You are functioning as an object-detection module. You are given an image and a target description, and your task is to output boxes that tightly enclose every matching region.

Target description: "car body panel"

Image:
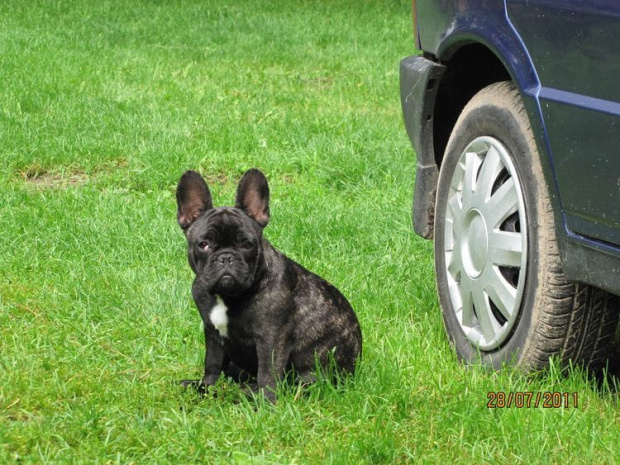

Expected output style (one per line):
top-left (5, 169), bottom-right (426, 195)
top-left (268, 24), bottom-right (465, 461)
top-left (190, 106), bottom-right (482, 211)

top-left (507, 1), bottom-right (620, 246)
top-left (417, 0), bottom-right (539, 92)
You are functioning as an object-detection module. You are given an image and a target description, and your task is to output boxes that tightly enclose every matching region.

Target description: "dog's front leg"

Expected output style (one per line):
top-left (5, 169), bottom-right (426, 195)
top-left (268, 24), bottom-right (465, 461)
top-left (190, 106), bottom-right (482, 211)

top-left (255, 338), bottom-right (291, 403)
top-left (181, 326), bottom-right (225, 395)
top-left (202, 327), bottom-right (226, 387)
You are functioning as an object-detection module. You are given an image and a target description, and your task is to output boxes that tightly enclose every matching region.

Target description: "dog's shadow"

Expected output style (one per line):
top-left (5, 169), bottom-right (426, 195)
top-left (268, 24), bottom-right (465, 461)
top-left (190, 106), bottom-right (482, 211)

top-left (179, 363), bottom-right (260, 403)
top-left (178, 362), bottom-right (352, 405)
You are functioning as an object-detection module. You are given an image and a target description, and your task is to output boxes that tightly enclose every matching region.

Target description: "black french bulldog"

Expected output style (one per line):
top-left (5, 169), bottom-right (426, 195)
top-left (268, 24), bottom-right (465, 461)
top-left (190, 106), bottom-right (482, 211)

top-left (176, 169), bottom-right (362, 402)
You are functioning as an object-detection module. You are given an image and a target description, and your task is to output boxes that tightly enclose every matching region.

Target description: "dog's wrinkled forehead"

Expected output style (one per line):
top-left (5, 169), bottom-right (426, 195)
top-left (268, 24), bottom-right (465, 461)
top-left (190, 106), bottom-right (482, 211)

top-left (189, 207), bottom-right (258, 239)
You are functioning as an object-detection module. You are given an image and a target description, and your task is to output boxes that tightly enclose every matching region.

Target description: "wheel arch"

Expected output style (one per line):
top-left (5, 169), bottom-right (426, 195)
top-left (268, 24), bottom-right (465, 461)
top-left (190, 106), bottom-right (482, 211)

top-left (432, 43), bottom-right (512, 168)
top-left (415, 36), bottom-right (552, 240)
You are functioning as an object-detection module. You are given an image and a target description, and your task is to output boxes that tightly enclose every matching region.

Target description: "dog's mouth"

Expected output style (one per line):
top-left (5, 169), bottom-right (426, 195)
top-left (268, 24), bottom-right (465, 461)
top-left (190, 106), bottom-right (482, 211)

top-left (219, 274), bottom-right (235, 287)
top-left (214, 273), bottom-right (241, 295)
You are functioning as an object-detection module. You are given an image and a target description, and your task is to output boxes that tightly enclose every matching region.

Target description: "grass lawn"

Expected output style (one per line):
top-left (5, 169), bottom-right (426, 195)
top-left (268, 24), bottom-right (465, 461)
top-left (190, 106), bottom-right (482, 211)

top-left (1, 0), bottom-right (618, 462)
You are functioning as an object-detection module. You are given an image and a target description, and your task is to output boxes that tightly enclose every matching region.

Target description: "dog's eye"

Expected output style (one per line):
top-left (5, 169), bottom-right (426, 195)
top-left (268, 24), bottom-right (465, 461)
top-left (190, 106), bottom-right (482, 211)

top-left (239, 238), bottom-right (253, 249)
top-left (197, 241), bottom-right (209, 251)
top-left (235, 233), bottom-right (253, 249)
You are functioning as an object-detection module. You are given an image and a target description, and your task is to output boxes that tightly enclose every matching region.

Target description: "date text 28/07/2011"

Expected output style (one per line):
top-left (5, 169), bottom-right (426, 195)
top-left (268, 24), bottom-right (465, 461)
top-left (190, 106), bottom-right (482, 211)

top-left (487, 392), bottom-right (578, 409)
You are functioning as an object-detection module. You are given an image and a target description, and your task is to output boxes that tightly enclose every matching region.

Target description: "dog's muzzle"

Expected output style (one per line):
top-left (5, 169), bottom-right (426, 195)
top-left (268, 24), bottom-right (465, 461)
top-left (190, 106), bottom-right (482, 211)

top-left (210, 251), bottom-right (250, 295)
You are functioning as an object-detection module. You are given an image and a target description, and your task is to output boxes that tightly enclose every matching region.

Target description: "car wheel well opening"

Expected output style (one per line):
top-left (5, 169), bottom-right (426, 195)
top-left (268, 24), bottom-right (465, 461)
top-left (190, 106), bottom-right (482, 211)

top-left (433, 45), bottom-right (511, 168)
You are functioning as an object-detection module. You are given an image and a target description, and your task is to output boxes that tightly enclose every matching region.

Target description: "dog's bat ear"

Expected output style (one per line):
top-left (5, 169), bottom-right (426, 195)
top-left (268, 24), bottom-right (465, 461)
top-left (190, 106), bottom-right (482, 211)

top-left (235, 169), bottom-right (270, 228)
top-left (176, 170), bottom-right (213, 232)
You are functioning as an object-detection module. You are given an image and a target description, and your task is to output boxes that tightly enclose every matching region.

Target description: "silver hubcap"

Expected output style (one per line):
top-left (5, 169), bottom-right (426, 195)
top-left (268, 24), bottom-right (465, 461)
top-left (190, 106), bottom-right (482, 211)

top-left (443, 136), bottom-right (528, 350)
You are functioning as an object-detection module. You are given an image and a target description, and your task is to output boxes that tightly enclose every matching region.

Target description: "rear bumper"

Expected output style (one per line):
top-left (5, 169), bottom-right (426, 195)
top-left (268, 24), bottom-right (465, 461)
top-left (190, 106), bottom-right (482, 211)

top-left (400, 55), bottom-right (446, 239)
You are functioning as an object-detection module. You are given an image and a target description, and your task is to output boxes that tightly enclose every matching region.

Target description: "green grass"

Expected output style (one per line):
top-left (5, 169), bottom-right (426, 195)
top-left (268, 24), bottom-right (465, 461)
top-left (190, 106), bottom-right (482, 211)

top-left (1, 0), bottom-right (618, 463)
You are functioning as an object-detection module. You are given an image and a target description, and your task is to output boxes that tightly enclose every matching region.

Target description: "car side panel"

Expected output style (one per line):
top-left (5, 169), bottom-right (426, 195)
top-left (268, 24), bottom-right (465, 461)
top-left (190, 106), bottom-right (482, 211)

top-left (507, 1), bottom-right (620, 245)
top-left (416, 0), bottom-right (538, 92)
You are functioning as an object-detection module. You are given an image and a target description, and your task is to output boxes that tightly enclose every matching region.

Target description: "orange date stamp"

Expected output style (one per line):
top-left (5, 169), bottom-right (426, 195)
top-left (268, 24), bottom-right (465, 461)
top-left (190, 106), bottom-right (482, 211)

top-left (487, 391), bottom-right (579, 409)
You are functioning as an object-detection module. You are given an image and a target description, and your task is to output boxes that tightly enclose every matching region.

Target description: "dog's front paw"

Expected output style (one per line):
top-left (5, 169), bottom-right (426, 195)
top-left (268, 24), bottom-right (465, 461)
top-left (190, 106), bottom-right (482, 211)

top-left (262, 387), bottom-right (277, 404)
top-left (179, 379), bottom-right (209, 396)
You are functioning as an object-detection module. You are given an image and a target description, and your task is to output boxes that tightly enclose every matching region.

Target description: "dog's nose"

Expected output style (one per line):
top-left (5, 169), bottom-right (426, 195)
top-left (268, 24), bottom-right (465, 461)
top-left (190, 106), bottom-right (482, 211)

top-left (217, 253), bottom-right (235, 267)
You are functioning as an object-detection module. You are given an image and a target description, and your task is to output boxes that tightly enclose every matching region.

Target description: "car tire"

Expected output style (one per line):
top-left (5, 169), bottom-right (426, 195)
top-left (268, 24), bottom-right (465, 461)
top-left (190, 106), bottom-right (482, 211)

top-left (434, 81), bottom-right (619, 372)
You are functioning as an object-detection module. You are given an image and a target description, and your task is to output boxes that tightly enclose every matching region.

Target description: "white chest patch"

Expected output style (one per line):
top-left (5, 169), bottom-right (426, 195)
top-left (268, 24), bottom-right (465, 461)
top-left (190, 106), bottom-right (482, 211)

top-left (209, 295), bottom-right (229, 338)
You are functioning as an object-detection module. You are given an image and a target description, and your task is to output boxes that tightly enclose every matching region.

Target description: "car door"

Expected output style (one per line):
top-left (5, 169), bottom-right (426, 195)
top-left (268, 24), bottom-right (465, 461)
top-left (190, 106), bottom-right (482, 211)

top-left (507, 0), bottom-right (620, 246)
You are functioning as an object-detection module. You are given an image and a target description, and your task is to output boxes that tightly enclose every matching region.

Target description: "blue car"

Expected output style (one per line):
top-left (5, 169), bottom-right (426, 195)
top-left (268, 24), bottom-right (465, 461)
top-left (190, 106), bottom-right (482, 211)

top-left (400, 1), bottom-right (620, 372)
